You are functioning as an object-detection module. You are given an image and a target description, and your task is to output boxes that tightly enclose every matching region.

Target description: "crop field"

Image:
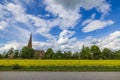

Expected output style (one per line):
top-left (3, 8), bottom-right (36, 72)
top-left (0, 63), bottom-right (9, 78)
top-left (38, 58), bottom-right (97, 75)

top-left (0, 60), bottom-right (120, 71)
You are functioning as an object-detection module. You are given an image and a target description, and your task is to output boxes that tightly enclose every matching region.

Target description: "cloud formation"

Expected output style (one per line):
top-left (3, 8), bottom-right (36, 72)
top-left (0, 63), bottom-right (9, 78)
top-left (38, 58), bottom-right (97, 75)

top-left (82, 20), bottom-right (114, 32)
top-left (0, 0), bottom-right (118, 53)
top-left (51, 0), bottom-right (110, 14)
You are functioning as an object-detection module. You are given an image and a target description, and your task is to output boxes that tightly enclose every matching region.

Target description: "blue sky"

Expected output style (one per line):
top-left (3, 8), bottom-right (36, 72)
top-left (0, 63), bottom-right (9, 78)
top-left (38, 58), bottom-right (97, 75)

top-left (0, 0), bottom-right (120, 52)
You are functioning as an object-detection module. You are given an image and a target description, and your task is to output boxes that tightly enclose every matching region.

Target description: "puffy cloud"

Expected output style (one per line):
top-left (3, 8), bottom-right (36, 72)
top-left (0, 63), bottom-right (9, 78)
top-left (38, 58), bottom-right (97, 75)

top-left (44, 0), bottom-right (81, 30)
top-left (44, 0), bottom-right (112, 32)
top-left (97, 2), bottom-right (111, 15)
top-left (58, 30), bottom-right (75, 45)
top-left (6, 3), bottom-right (30, 24)
top-left (57, 30), bottom-right (78, 51)
top-left (0, 0), bottom-right (116, 53)
top-left (0, 0), bottom-right (112, 37)
top-left (28, 15), bottom-right (58, 39)
top-left (82, 20), bottom-right (114, 32)
top-left (0, 2), bottom-right (55, 39)
top-left (0, 21), bottom-right (8, 30)
top-left (0, 41), bottom-right (25, 52)
top-left (97, 31), bottom-right (120, 50)
top-left (58, 37), bottom-right (69, 45)
top-left (82, 13), bottom-right (96, 26)
top-left (71, 31), bottom-right (120, 52)
top-left (49, 0), bottom-right (110, 14)
top-left (59, 30), bottom-right (75, 38)
top-left (1, 30), bottom-right (120, 53)
top-left (33, 41), bottom-right (54, 50)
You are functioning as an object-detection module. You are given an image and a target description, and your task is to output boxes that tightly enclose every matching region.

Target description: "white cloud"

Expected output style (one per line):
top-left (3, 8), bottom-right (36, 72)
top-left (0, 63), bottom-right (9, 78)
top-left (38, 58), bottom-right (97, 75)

top-left (28, 15), bottom-right (57, 38)
top-left (6, 3), bottom-right (29, 24)
top-left (57, 30), bottom-right (78, 51)
top-left (44, 0), bottom-right (81, 30)
top-left (0, 0), bottom-right (112, 38)
top-left (0, 0), bottom-right (116, 53)
top-left (82, 20), bottom-right (114, 32)
top-left (58, 30), bottom-right (75, 45)
top-left (50, 0), bottom-right (110, 14)
top-left (0, 41), bottom-right (25, 52)
top-left (0, 21), bottom-right (8, 30)
top-left (44, 0), bottom-right (111, 32)
top-left (0, 2), bottom-right (55, 39)
top-left (98, 31), bottom-right (120, 50)
top-left (57, 31), bottom-right (120, 52)
top-left (58, 37), bottom-right (69, 45)
top-left (59, 30), bottom-right (75, 38)
top-left (97, 2), bottom-right (111, 15)
top-left (82, 13), bottom-right (96, 26)
top-left (33, 41), bottom-right (54, 50)
top-left (75, 31), bottom-right (120, 51)
top-left (1, 30), bottom-right (120, 53)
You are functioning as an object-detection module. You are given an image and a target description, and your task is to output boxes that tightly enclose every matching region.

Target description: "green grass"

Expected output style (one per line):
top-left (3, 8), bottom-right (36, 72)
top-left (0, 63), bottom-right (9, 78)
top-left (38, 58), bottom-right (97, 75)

top-left (0, 66), bottom-right (120, 71)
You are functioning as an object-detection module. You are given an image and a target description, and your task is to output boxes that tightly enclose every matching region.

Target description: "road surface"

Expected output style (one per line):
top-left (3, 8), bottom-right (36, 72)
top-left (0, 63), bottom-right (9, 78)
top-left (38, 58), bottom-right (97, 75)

top-left (0, 72), bottom-right (120, 80)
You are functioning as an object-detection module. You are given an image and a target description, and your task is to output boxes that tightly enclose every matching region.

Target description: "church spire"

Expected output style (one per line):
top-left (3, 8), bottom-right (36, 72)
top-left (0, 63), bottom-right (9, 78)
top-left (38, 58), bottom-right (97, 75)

top-left (27, 33), bottom-right (32, 48)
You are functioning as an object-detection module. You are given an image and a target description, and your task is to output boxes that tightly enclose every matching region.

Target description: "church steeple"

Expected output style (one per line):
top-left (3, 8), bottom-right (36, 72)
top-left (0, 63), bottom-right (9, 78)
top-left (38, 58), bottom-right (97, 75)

top-left (27, 33), bottom-right (32, 48)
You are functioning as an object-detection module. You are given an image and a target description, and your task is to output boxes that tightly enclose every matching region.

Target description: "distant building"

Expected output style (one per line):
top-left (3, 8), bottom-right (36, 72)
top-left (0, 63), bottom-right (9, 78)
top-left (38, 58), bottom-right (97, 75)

top-left (27, 33), bottom-right (32, 49)
top-left (8, 48), bottom-right (15, 59)
top-left (8, 53), bottom-right (14, 59)
top-left (27, 33), bottom-right (44, 59)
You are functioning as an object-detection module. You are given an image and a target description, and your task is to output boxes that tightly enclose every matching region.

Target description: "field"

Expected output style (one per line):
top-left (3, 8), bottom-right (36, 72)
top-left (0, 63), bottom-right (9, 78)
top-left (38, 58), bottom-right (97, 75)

top-left (0, 60), bottom-right (120, 71)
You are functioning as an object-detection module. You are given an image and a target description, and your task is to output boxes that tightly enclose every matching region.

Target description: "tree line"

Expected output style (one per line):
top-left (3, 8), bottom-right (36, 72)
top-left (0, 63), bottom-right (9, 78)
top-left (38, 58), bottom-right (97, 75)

top-left (0, 45), bottom-right (120, 59)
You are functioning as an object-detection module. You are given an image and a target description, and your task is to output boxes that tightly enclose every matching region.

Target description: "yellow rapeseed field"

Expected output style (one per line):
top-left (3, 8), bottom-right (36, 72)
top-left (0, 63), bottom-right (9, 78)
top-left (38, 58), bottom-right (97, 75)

top-left (0, 60), bottom-right (120, 68)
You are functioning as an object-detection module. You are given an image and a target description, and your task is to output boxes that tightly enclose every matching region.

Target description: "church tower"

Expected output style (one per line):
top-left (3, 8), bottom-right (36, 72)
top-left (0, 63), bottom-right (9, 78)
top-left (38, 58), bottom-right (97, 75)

top-left (27, 33), bottom-right (44, 59)
top-left (27, 33), bottom-right (32, 48)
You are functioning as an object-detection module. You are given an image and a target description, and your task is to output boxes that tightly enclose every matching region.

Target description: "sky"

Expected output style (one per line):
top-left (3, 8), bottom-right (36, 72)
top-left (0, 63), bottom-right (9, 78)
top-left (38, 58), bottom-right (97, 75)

top-left (0, 0), bottom-right (120, 52)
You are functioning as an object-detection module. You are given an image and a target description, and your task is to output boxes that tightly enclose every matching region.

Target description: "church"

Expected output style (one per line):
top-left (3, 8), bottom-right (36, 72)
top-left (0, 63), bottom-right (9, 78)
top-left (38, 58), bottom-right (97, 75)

top-left (27, 34), bottom-right (44, 59)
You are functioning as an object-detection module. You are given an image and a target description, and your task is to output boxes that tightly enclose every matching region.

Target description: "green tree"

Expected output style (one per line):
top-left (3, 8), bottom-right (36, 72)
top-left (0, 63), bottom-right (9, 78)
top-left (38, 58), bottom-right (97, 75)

top-left (0, 53), bottom-right (3, 59)
top-left (14, 50), bottom-right (19, 58)
top-left (2, 51), bottom-right (7, 58)
top-left (20, 46), bottom-right (34, 59)
top-left (54, 50), bottom-right (63, 59)
top-left (64, 51), bottom-right (72, 59)
top-left (80, 46), bottom-right (91, 59)
top-left (7, 48), bottom-right (14, 55)
top-left (45, 48), bottom-right (54, 59)
top-left (72, 52), bottom-right (80, 59)
top-left (102, 48), bottom-right (113, 59)
top-left (4, 51), bottom-right (9, 58)
top-left (113, 50), bottom-right (120, 59)
top-left (91, 45), bottom-right (101, 59)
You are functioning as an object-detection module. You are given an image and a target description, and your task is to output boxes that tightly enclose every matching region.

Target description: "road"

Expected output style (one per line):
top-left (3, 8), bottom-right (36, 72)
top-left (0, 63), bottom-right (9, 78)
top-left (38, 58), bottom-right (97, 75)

top-left (0, 72), bottom-right (120, 80)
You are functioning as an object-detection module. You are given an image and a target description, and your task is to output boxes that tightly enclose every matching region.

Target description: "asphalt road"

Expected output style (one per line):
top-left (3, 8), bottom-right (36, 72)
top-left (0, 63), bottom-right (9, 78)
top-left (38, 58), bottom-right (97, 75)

top-left (0, 72), bottom-right (120, 80)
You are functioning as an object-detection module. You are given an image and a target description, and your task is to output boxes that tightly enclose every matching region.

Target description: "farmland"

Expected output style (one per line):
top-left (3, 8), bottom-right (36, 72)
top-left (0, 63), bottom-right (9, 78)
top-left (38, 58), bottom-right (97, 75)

top-left (0, 60), bottom-right (120, 71)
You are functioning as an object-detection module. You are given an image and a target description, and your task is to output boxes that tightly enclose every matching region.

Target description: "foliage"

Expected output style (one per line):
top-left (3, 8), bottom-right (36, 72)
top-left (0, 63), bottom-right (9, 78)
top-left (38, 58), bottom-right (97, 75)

top-left (113, 50), bottom-right (120, 59)
top-left (1, 45), bottom-right (120, 59)
top-left (64, 51), bottom-right (72, 59)
top-left (102, 48), bottom-right (113, 59)
top-left (0, 54), bottom-right (3, 59)
top-left (54, 50), bottom-right (63, 59)
top-left (80, 46), bottom-right (91, 59)
top-left (91, 45), bottom-right (101, 59)
top-left (72, 52), bottom-right (80, 59)
top-left (7, 48), bottom-right (14, 55)
top-left (14, 50), bottom-right (19, 58)
top-left (45, 48), bottom-right (54, 59)
top-left (20, 46), bottom-right (34, 59)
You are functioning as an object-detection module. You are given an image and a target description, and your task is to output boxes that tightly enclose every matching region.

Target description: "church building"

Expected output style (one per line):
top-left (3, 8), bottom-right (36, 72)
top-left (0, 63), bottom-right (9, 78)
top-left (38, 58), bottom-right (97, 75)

top-left (27, 34), bottom-right (44, 59)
